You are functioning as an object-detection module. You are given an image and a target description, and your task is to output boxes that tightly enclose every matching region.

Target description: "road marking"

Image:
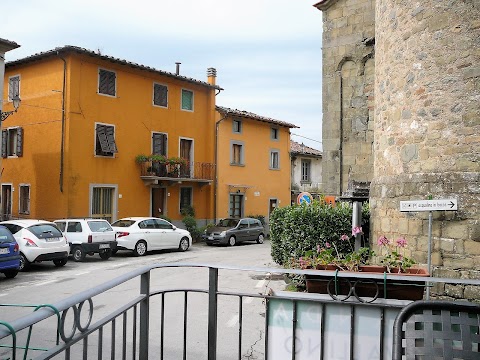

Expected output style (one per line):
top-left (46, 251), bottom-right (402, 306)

top-left (34, 280), bottom-right (57, 287)
top-left (75, 271), bottom-right (90, 276)
top-left (226, 314), bottom-right (239, 327)
top-left (255, 280), bottom-right (265, 288)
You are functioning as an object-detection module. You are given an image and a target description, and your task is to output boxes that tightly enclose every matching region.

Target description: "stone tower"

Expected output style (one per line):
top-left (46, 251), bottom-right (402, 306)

top-left (314, 0), bottom-right (376, 196)
top-left (371, 1), bottom-right (479, 277)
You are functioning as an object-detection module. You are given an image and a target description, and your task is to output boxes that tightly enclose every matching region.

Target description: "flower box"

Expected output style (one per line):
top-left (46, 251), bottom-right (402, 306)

top-left (305, 265), bottom-right (430, 301)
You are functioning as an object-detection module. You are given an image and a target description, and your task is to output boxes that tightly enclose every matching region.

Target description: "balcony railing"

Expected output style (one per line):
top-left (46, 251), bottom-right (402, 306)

top-left (0, 264), bottom-right (479, 359)
top-left (140, 161), bottom-right (215, 182)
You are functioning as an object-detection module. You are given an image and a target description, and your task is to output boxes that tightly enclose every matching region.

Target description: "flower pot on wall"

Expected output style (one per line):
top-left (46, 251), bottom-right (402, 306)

top-left (305, 266), bottom-right (430, 302)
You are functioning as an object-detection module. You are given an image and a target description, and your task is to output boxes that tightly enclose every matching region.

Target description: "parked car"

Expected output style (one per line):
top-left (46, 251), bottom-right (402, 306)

top-left (0, 220), bottom-right (70, 271)
top-left (0, 225), bottom-right (21, 279)
top-left (204, 218), bottom-right (265, 246)
top-left (54, 219), bottom-right (117, 261)
top-left (111, 217), bottom-right (192, 256)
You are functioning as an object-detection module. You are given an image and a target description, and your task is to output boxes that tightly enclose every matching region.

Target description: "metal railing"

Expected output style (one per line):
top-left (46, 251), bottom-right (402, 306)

top-left (139, 162), bottom-right (215, 180)
top-left (0, 264), bottom-right (479, 359)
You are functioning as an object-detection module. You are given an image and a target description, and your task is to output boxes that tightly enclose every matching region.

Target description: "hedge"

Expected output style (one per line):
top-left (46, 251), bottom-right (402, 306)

top-left (270, 201), bottom-right (370, 266)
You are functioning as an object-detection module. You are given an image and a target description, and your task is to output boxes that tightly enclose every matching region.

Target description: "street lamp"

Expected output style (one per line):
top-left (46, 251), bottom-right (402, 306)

top-left (1, 95), bottom-right (21, 122)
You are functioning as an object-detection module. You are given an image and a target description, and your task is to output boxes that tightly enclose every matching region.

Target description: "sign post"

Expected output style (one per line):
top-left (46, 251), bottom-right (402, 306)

top-left (399, 198), bottom-right (458, 299)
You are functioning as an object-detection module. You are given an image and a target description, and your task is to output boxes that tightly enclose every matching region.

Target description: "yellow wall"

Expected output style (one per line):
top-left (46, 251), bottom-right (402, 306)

top-left (2, 52), bottom-right (216, 222)
top-left (215, 113), bottom-right (292, 222)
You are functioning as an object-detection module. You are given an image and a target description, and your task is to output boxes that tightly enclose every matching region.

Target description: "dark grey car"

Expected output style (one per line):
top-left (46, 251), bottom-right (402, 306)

top-left (204, 218), bottom-right (265, 246)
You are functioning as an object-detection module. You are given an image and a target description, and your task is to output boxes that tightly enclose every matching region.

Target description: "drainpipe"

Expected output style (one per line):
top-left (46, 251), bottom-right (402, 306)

top-left (57, 52), bottom-right (66, 193)
top-left (214, 112), bottom-right (228, 223)
top-left (338, 72), bottom-right (343, 196)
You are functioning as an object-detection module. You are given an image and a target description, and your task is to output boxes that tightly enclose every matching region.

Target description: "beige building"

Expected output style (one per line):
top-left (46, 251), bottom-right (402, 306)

top-left (290, 140), bottom-right (322, 204)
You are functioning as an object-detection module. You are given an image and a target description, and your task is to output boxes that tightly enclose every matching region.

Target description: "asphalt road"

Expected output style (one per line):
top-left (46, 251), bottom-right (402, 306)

top-left (0, 239), bottom-right (286, 359)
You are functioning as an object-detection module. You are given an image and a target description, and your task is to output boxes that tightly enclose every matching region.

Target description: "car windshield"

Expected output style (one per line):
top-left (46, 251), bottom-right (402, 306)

top-left (111, 220), bottom-right (135, 228)
top-left (216, 219), bottom-right (239, 227)
top-left (28, 224), bottom-right (63, 239)
top-left (88, 221), bottom-right (113, 232)
top-left (0, 227), bottom-right (15, 244)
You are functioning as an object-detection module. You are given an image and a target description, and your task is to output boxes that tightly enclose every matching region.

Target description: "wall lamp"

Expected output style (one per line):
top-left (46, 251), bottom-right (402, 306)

top-left (1, 95), bottom-right (21, 122)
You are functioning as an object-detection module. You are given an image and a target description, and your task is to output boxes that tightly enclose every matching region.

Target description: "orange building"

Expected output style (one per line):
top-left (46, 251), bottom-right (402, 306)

top-left (215, 106), bottom-right (298, 225)
top-left (2, 46), bottom-right (220, 224)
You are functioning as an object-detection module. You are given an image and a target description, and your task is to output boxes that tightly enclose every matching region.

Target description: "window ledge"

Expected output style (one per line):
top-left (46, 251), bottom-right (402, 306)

top-left (269, 168), bottom-right (280, 171)
top-left (230, 163), bottom-right (245, 167)
top-left (300, 180), bottom-right (312, 184)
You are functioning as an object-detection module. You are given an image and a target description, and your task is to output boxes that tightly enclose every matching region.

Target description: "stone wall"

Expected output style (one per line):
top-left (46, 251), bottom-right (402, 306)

top-left (371, 0), bottom-right (480, 286)
top-left (319, 0), bottom-right (375, 196)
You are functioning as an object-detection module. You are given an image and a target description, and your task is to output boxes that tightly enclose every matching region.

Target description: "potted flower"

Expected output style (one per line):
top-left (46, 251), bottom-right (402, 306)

top-left (293, 228), bottom-right (429, 301)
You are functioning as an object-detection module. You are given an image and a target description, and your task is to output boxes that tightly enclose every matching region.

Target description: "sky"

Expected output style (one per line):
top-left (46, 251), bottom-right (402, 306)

top-left (2, 0), bottom-right (323, 150)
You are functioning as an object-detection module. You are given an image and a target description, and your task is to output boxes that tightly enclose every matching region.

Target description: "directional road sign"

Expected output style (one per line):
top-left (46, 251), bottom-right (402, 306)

top-left (400, 199), bottom-right (458, 212)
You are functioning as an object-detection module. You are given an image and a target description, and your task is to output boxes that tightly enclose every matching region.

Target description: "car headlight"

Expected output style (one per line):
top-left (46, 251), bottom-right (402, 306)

top-left (220, 231), bottom-right (226, 237)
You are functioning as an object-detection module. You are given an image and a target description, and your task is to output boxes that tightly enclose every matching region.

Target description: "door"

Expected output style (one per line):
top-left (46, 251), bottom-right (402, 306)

top-left (91, 186), bottom-right (115, 222)
top-left (229, 194), bottom-right (243, 218)
top-left (1, 185), bottom-right (12, 221)
top-left (154, 218), bottom-right (178, 248)
top-left (236, 218), bottom-right (250, 242)
top-left (152, 188), bottom-right (166, 218)
top-left (179, 138), bottom-right (192, 177)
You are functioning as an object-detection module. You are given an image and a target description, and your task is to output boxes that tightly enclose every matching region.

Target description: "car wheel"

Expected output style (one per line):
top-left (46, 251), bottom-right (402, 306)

top-left (228, 236), bottom-right (236, 246)
top-left (256, 233), bottom-right (265, 244)
top-left (134, 241), bottom-right (147, 256)
top-left (111, 249), bottom-right (118, 255)
top-left (72, 246), bottom-right (86, 262)
top-left (99, 250), bottom-right (112, 260)
top-left (3, 269), bottom-right (19, 279)
top-left (179, 237), bottom-right (189, 252)
top-left (19, 253), bottom-right (30, 271)
top-left (53, 258), bottom-right (68, 267)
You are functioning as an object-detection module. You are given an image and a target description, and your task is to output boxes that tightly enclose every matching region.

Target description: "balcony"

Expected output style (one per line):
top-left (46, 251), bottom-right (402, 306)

top-left (139, 161), bottom-right (215, 186)
top-left (0, 264), bottom-right (479, 359)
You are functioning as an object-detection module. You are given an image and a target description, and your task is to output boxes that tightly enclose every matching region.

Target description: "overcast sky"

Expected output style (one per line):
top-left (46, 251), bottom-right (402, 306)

top-left (2, 0), bottom-right (323, 150)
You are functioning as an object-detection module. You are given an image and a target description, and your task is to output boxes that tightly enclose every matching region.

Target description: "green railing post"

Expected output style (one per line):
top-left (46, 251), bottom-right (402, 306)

top-left (139, 271), bottom-right (150, 359)
top-left (208, 267), bottom-right (218, 360)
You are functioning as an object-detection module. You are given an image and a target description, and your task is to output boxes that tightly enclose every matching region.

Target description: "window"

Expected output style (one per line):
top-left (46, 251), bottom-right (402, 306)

top-left (231, 143), bottom-right (244, 165)
top-left (1, 127), bottom-right (23, 158)
top-left (270, 150), bottom-right (280, 169)
top-left (91, 186), bottom-right (114, 222)
top-left (229, 194), bottom-right (243, 218)
top-left (233, 119), bottom-right (242, 133)
top-left (98, 69), bottom-right (116, 96)
top-left (153, 83), bottom-right (168, 107)
top-left (19, 185), bottom-right (30, 214)
top-left (271, 128), bottom-right (279, 140)
top-left (155, 219), bottom-right (173, 230)
top-left (181, 89), bottom-right (194, 111)
top-left (152, 133), bottom-right (167, 156)
top-left (95, 124), bottom-right (118, 157)
top-left (67, 221), bottom-right (82, 233)
top-left (8, 75), bottom-right (20, 101)
top-left (180, 188), bottom-right (192, 213)
top-left (301, 159), bottom-right (311, 182)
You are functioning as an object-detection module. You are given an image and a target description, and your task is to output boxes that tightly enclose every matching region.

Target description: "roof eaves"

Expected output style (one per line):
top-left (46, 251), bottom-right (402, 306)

top-left (313, 0), bottom-right (339, 11)
top-left (6, 45), bottom-right (223, 91)
top-left (216, 105), bottom-right (299, 129)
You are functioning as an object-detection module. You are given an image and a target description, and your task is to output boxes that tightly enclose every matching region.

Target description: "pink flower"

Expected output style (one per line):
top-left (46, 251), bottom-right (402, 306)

top-left (377, 235), bottom-right (389, 246)
top-left (352, 226), bottom-right (363, 236)
top-left (396, 237), bottom-right (407, 247)
top-left (317, 245), bottom-right (321, 253)
top-left (340, 234), bottom-right (349, 241)
top-left (325, 242), bottom-right (331, 248)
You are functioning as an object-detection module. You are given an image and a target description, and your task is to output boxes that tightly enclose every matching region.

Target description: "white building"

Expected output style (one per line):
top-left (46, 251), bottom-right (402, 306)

top-left (290, 140), bottom-right (322, 203)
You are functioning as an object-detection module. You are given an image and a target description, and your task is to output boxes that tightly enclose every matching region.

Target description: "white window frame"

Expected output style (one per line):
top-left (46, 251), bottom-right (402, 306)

top-left (301, 159), bottom-right (311, 183)
top-left (230, 140), bottom-right (245, 166)
top-left (181, 88), bottom-right (194, 112)
top-left (18, 184), bottom-right (30, 215)
top-left (94, 122), bottom-right (118, 158)
top-left (271, 127), bottom-right (279, 141)
top-left (270, 149), bottom-right (280, 170)
top-left (8, 74), bottom-right (20, 102)
top-left (152, 82), bottom-right (168, 108)
top-left (232, 119), bottom-right (242, 134)
top-left (89, 184), bottom-right (118, 222)
top-left (97, 68), bottom-right (117, 97)
top-left (4, 126), bottom-right (21, 157)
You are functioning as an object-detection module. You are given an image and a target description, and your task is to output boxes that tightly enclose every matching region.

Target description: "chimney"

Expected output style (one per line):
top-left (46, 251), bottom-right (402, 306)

top-left (207, 67), bottom-right (217, 86)
top-left (175, 62), bottom-right (181, 75)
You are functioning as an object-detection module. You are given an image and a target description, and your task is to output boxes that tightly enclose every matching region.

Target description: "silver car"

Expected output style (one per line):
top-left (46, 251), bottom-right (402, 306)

top-left (204, 218), bottom-right (265, 246)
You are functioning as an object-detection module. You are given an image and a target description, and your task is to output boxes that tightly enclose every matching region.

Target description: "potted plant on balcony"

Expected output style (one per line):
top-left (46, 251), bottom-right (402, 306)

top-left (292, 229), bottom-right (429, 302)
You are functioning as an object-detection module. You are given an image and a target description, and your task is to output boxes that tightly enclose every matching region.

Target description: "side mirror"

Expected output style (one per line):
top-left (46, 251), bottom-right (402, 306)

top-left (172, 225), bottom-right (177, 230)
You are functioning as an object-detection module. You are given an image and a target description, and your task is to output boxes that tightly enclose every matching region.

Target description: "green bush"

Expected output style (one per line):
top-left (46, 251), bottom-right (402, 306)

top-left (180, 205), bottom-right (195, 217)
top-left (182, 215), bottom-right (200, 241)
top-left (270, 201), bottom-right (370, 266)
top-left (246, 214), bottom-right (266, 225)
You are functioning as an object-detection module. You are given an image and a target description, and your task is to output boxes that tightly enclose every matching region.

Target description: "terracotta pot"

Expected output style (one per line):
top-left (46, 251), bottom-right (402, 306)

top-left (305, 265), bottom-right (430, 301)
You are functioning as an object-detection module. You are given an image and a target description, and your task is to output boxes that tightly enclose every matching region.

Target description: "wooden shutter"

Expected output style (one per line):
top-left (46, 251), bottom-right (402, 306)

top-left (180, 139), bottom-right (192, 160)
top-left (105, 126), bottom-right (118, 153)
top-left (16, 128), bottom-right (23, 157)
top-left (152, 133), bottom-right (167, 155)
top-left (99, 70), bottom-right (116, 96)
top-left (96, 125), bottom-right (110, 153)
top-left (154, 84), bottom-right (168, 107)
top-left (1, 130), bottom-right (7, 158)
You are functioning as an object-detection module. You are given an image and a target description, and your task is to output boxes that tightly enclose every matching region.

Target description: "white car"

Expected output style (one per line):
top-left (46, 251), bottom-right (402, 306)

top-left (111, 217), bottom-right (192, 256)
top-left (0, 219), bottom-right (70, 271)
top-left (54, 219), bottom-right (117, 261)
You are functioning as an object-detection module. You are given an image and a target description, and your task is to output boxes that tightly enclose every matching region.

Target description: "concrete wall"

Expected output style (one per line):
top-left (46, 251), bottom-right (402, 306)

top-left (291, 155), bottom-right (323, 194)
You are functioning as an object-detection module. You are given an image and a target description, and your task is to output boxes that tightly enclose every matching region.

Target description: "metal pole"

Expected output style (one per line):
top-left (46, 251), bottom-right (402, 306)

top-left (139, 271), bottom-right (150, 359)
top-left (208, 267), bottom-right (218, 360)
top-left (352, 201), bottom-right (362, 250)
top-left (426, 211), bottom-right (433, 300)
